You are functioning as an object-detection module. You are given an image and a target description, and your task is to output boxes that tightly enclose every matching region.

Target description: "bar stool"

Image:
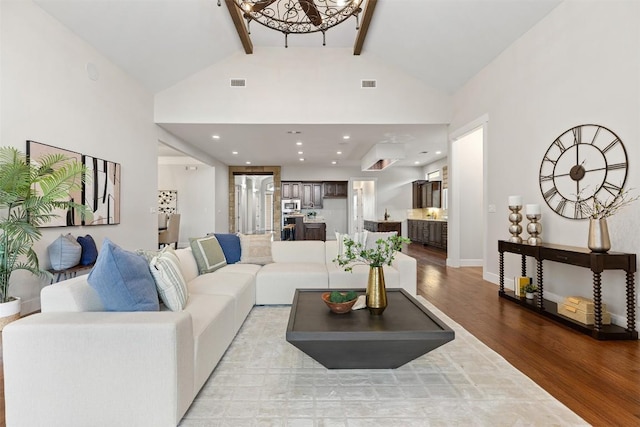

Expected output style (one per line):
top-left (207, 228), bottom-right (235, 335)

top-left (283, 224), bottom-right (296, 240)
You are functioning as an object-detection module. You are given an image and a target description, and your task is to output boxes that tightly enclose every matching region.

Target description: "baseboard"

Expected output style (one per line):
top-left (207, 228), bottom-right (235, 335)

top-left (459, 258), bottom-right (483, 267)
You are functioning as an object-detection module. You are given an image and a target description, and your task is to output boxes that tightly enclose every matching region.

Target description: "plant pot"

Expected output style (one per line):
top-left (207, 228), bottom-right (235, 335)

top-left (0, 297), bottom-right (21, 330)
top-left (588, 218), bottom-right (611, 253)
top-left (525, 292), bottom-right (535, 300)
top-left (366, 266), bottom-right (387, 315)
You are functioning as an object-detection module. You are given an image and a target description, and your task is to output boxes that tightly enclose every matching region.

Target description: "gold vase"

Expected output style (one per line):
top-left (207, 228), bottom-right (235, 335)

top-left (588, 218), bottom-right (611, 253)
top-left (366, 266), bottom-right (387, 315)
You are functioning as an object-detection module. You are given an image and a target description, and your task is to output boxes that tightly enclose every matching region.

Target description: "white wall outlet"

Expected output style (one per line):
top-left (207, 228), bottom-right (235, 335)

top-left (488, 204), bottom-right (497, 213)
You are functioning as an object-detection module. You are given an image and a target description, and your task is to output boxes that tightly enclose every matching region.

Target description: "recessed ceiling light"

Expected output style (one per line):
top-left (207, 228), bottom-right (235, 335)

top-left (298, 151), bottom-right (303, 155)
top-left (212, 135), bottom-right (220, 139)
top-left (232, 151), bottom-right (238, 155)
top-left (343, 135), bottom-right (350, 140)
top-left (296, 142), bottom-right (303, 146)
top-left (331, 161), bottom-right (337, 165)
top-left (299, 158), bottom-right (304, 162)
top-left (337, 151), bottom-right (342, 155)
top-left (245, 161), bottom-right (251, 165)
top-left (436, 151), bottom-right (442, 155)
top-left (414, 161), bottom-right (420, 165)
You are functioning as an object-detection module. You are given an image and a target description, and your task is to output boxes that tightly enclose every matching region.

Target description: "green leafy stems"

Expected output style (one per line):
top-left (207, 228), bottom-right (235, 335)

top-left (0, 147), bottom-right (89, 303)
top-left (333, 234), bottom-right (411, 272)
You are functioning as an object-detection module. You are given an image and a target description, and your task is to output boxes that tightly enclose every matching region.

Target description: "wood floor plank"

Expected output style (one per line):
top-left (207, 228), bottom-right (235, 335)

top-left (407, 243), bottom-right (640, 427)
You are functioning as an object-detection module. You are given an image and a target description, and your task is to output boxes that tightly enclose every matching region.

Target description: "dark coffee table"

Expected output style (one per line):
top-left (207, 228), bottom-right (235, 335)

top-left (286, 288), bottom-right (455, 369)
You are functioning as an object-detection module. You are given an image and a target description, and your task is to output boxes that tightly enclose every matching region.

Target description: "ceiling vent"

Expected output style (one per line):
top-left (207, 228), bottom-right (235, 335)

top-left (361, 79), bottom-right (377, 88)
top-left (361, 143), bottom-right (405, 171)
top-left (230, 79), bottom-right (246, 87)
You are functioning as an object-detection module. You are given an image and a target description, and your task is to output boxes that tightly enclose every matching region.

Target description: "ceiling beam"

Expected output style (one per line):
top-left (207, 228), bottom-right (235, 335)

top-left (225, 0), bottom-right (253, 54)
top-left (353, 0), bottom-right (378, 55)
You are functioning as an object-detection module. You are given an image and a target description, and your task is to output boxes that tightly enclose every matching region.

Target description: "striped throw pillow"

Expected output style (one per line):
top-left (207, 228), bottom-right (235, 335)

top-left (149, 246), bottom-right (189, 311)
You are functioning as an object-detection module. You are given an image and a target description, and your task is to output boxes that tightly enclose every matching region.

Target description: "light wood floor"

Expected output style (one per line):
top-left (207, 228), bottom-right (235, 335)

top-left (406, 243), bottom-right (640, 427)
top-left (0, 243), bottom-right (638, 426)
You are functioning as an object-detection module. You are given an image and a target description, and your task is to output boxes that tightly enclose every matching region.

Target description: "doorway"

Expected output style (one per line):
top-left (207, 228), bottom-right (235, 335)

top-left (228, 166), bottom-right (281, 237)
top-left (349, 178), bottom-right (376, 234)
top-left (449, 117), bottom-right (486, 268)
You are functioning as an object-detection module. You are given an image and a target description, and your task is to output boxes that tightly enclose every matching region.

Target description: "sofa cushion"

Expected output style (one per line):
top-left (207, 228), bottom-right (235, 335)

top-left (48, 234), bottom-right (82, 270)
top-left (238, 233), bottom-right (273, 265)
top-left (256, 262), bottom-right (328, 304)
top-left (150, 246), bottom-right (189, 311)
top-left (87, 238), bottom-right (159, 312)
top-left (327, 262), bottom-right (400, 289)
top-left (174, 248), bottom-right (199, 283)
top-left (214, 233), bottom-right (241, 264)
top-left (76, 234), bottom-right (98, 265)
top-left (190, 235), bottom-right (227, 274)
top-left (271, 241), bottom-right (326, 263)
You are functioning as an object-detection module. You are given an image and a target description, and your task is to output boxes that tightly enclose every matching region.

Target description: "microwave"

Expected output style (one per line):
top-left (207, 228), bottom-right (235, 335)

top-left (282, 199), bottom-right (301, 211)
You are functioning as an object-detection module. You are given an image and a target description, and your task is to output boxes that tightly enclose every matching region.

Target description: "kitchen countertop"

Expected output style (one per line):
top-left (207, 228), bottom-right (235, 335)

top-left (408, 218), bottom-right (448, 222)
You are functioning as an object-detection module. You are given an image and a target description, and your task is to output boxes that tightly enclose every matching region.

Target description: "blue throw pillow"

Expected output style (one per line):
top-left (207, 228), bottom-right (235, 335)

top-left (77, 234), bottom-right (98, 265)
top-left (88, 238), bottom-right (159, 312)
top-left (214, 233), bottom-right (241, 264)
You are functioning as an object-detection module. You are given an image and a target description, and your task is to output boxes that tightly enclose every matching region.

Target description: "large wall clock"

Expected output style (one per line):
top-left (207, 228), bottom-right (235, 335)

top-left (539, 124), bottom-right (628, 220)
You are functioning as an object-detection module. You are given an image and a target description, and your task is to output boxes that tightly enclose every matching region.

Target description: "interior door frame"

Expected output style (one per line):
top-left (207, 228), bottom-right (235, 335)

top-left (228, 166), bottom-right (281, 238)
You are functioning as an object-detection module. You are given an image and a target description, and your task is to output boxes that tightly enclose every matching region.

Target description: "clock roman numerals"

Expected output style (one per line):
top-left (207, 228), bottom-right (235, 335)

top-left (543, 186), bottom-right (558, 201)
top-left (601, 182), bottom-right (622, 197)
top-left (540, 174), bottom-right (554, 182)
top-left (553, 138), bottom-right (566, 152)
top-left (572, 127), bottom-right (581, 145)
top-left (607, 162), bottom-right (626, 170)
top-left (554, 199), bottom-right (567, 215)
top-left (602, 138), bottom-right (621, 153)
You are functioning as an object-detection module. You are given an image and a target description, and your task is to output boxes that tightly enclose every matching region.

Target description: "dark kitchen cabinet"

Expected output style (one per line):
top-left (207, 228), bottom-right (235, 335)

top-left (282, 182), bottom-right (301, 199)
top-left (323, 181), bottom-right (348, 198)
top-left (412, 180), bottom-right (441, 208)
top-left (303, 222), bottom-right (326, 241)
top-left (408, 219), bottom-right (447, 250)
top-left (301, 182), bottom-right (323, 209)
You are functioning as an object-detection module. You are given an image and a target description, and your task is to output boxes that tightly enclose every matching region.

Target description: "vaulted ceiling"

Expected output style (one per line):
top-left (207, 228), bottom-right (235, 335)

top-left (34, 0), bottom-right (562, 167)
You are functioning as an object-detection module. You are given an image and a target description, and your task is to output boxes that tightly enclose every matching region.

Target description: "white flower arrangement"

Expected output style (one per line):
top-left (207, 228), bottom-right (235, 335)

top-left (582, 188), bottom-right (638, 219)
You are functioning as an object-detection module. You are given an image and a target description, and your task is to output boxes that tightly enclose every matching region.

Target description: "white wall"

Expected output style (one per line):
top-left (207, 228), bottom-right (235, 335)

top-left (155, 48), bottom-right (452, 125)
top-left (451, 1), bottom-right (640, 326)
top-left (157, 164), bottom-right (216, 247)
top-left (1, 0), bottom-right (158, 313)
top-left (423, 158), bottom-right (447, 181)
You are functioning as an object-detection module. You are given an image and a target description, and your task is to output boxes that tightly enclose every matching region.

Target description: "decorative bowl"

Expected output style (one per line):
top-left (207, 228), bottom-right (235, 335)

top-left (321, 292), bottom-right (357, 314)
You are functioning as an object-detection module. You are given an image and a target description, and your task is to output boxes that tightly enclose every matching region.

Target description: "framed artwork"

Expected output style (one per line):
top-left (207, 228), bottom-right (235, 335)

top-left (83, 155), bottom-right (121, 225)
top-left (26, 140), bottom-right (83, 227)
top-left (158, 190), bottom-right (178, 214)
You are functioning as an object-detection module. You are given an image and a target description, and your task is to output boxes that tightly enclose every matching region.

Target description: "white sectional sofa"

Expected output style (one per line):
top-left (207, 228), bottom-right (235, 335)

top-left (2, 240), bottom-right (416, 427)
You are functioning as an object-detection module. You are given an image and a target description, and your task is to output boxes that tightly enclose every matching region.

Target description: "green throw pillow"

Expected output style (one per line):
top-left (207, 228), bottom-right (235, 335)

top-left (189, 235), bottom-right (227, 274)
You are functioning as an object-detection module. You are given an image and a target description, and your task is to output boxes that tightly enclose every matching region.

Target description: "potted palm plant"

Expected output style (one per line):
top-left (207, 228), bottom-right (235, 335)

top-left (0, 146), bottom-right (87, 328)
top-left (334, 234), bottom-right (410, 315)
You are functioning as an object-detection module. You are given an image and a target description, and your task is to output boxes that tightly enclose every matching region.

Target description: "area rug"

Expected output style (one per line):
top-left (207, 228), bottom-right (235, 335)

top-left (180, 296), bottom-right (587, 426)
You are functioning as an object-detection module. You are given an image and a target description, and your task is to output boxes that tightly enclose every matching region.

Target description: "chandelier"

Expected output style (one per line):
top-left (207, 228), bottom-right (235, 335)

top-left (220, 0), bottom-right (364, 47)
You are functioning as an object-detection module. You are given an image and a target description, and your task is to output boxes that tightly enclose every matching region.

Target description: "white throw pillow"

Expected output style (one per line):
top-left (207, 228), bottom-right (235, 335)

top-left (335, 231), bottom-right (368, 256)
top-left (365, 231), bottom-right (398, 251)
top-left (238, 233), bottom-right (273, 265)
top-left (149, 246), bottom-right (189, 311)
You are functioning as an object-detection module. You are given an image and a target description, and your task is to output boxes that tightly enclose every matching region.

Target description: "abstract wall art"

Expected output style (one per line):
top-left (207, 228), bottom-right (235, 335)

top-left (26, 140), bottom-right (84, 227)
top-left (83, 155), bottom-right (121, 225)
top-left (158, 190), bottom-right (178, 214)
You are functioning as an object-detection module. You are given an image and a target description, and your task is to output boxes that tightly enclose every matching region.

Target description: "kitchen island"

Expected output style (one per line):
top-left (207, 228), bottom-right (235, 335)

top-left (284, 214), bottom-right (326, 241)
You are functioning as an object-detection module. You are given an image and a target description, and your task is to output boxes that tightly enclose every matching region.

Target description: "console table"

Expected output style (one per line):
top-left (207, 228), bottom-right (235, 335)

top-left (498, 240), bottom-right (637, 340)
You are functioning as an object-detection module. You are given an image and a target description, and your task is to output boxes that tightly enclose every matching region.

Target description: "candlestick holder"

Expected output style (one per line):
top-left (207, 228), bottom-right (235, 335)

top-left (526, 213), bottom-right (542, 245)
top-left (508, 205), bottom-right (523, 243)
